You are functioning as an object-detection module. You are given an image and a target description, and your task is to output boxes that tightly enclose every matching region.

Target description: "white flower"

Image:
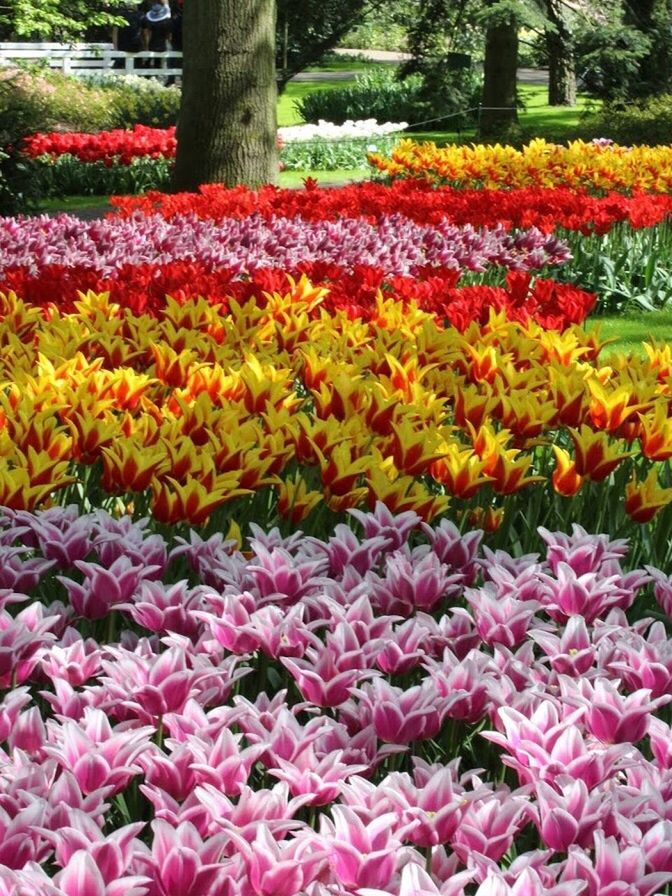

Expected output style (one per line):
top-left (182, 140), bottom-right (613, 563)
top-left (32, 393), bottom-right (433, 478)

top-left (278, 119), bottom-right (407, 143)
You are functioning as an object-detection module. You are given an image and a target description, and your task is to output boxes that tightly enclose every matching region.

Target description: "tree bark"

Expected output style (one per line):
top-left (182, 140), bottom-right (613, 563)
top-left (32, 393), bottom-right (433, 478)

top-left (479, 10), bottom-right (518, 139)
top-left (172, 0), bottom-right (278, 191)
top-left (546, 0), bottom-right (576, 106)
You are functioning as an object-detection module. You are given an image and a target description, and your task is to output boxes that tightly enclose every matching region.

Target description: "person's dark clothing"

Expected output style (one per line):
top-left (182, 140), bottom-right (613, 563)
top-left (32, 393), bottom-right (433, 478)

top-left (117, 9), bottom-right (144, 52)
top-left (170, 11), bottom-right (182, 51)
top-left (142, 14), bottom-right (172, 52)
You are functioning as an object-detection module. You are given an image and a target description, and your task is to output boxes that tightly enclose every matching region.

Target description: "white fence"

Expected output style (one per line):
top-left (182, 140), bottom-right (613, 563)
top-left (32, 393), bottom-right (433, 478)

top-left (0, 42), bottom-right (182, 77)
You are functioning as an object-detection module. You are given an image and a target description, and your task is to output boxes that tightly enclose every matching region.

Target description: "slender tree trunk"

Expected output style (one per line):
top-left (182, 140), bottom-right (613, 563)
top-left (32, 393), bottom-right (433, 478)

top-left (546, 0), bottom-right (576, 106)
top-left (172, 0), bottom-right (278, 191)
top-left (479, 11), bottom-right (518, 139)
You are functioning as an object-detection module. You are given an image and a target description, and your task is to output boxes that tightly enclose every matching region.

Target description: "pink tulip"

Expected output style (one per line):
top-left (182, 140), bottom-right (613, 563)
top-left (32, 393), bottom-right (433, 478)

top-left (311, 521), bottom-right (391, 576)
top-left (41, 629), bottom-right (102, 687)
top-left (123, 580), bottom-right (205, 640)
top-left (269, 747), bottom-right (368, 806)
top-left (376, 618), bottom-right (427, 675)
top-left (539, 525), bottom-right (628, 577)
top-left (466, 583), bottom-right (541, 648)
top-left (382, 764), bottom-right (481, 846)
top-left (0, 603), bottom-right (58, 687)
top-left (451, 788), bottom-right (531, 863)
top-left (484, 703), bottom-right (627, 788)
top-left (534, 778), bottom-right (606, 851)
top-left (58, 556), bottom-right (158, 621)
top-left (559, 676), bottom-right (670, 744)
top-left (0, 545), bottom-right (54, 593)
top-left (44, 708), bottom-right (154, 795)
top-left (529, 615), bottom-right (596, 676)
top-left (282, 647), bottom-right (376, 708)
top-left (358, 678), bottom-right (447, 744)
top-left (606, 626), bottom-right (672, 698)
top-left (561, 832), bottom-right (672, 896)
top-left (349, 501), bottom-right (421, 551)
top-left (327, 806), bottom-right (400, 889)
top-left (54, 849), bottom-right (150, 896)
top-left (19, 508), bottom-right (96, 569)
top-left (368, 550), bottom-right (461, 615)
top-left (246, 543), bottom-right (328, 605)
top-left (242, 825), bottom-right (326, 896)
top-left (146, 819), bottom-right (230, 896)
top-left (196, 781), bottom-right (311, 840)
top-left (187, 727), bottom-right (265, 795)
top-left (474, 868), bottom-right (584, 896)
top-left (425, 649), bottom-right (494, 723)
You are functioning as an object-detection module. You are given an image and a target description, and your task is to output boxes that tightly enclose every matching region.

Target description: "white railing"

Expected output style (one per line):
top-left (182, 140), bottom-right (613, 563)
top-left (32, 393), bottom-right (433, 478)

top-left (0, 42), bottom-right (182, 77)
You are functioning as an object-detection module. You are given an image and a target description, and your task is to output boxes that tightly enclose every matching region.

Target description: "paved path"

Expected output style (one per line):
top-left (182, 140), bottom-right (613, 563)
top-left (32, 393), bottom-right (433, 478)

top-left (298, 48), bottom-right (549, 86)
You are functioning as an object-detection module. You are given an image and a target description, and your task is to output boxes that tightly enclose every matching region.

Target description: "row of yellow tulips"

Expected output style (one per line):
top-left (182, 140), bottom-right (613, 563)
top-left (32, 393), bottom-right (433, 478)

top-left (368, 138), bottom-right (672, 192)
top-left (0, 281), bottom-right (670, 528)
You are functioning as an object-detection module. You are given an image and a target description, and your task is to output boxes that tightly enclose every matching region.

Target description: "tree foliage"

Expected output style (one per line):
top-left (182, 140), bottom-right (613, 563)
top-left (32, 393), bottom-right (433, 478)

top-left (275, 0), bottom-right (391, 91)
top-left (0, 0), bottom-right (122, 40)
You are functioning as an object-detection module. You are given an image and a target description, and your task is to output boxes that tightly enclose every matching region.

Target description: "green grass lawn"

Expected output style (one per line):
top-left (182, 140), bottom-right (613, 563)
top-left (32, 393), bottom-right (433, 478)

top-left (587, 310), bottom-right (672, 358)
top-left (278, 79), bottom-right (356, 127)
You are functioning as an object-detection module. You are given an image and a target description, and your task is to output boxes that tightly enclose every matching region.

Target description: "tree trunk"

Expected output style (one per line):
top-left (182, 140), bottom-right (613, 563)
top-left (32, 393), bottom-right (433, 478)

top-left (172, 0), bottom-right (278, 191)
top-left (546, 0), bottom-right (576, 107)
top-left (479, 13), bottom-right (518, 139)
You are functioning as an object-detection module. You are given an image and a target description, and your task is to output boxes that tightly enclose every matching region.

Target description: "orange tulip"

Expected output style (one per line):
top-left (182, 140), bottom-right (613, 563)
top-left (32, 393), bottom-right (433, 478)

top-left (499, 392), bottom-right (557, 443)
top-left (150, 473), bottom-right (252, 526)
top-left (385, 417), bottom-right (447, 477)
top-left (150, 344), bottom-right (200, 389)
top-left (639, 404), bottom-right (672, 462)
top-left (311, 376), bottom-right (364, 421)
top-left (273, 472), bottom-right (323, 525)
top-left (485, 448), bottom-right (544, 495)
top-left (65, 411), bottom-right (117, 464)
top-left (101, 441), bottom-right (170, 494)
top-left (549, 369), bottom-right (588, 428)
top-left (466, 505), bottom-right (505, 532)
top-left (451, 383), bottom-right (498, 430)
top-left (429, 443), bottom-right (493, 499)
top-left (366, 466), bottom-right (450, 521)
top-left (570, 425), bottom-right (632, 481)
top-left (624, 468), bottom-right (672, 523)
top-left (100, 369), bottom-right (155, 411)
top-left (551, 445), bottom-right (584, 497)
top-left (315, 441), bottom-right (370, 498)
top-left (588, 380), bottom-right (652, 434)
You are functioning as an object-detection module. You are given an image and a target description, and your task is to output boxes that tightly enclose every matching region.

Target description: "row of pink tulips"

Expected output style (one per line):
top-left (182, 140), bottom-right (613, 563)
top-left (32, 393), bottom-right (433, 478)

top-left (0, 213), bottom-right (570, 278)
top-left (1, 504), bottom-right (672, 895)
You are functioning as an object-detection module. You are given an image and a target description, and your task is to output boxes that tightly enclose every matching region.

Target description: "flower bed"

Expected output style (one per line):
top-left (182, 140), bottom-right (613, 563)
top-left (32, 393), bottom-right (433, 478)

top-left (0, 283), bottom-right (668, 547)
top-left (368, 137), bottom-right (672, 192)
top-left (22, 120), bottom-right (410, 193)
top-left (2, 505), bottom-right (672, 896)
top-left (0, 213), bottom-right (571, 279)
top-left (3, 158), bottom-right (672, 895)
top-left (112, 180), bottom-right (672, 233)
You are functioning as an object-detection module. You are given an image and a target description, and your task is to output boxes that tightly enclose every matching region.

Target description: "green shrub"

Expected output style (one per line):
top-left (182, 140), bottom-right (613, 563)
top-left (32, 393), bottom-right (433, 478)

top-left (297, 69), bottom-right (424, 126)
top-left (2, 67), bottom-right (180, 135)
top-left (297, 68), bottom-right (479, 131)
top-left (280, 135), bottom-right (401, 171)
top-left (573, 94), bottom-right (672, 146)
top-left (11, 66), bottom-right (116, 130)
top-left (83, 74), bottom-right (181, 128)
top-left (30, 154), bottom-right (172, 197)
top-left (0, 71), bottom-right (47, 214)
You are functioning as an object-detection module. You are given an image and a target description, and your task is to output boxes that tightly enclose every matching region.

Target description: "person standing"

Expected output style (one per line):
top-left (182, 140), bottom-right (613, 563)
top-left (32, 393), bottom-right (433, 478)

top-left (111, 1), bottom-right (145, 70)
top-left (142, 1), bottom-right (173, 71)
